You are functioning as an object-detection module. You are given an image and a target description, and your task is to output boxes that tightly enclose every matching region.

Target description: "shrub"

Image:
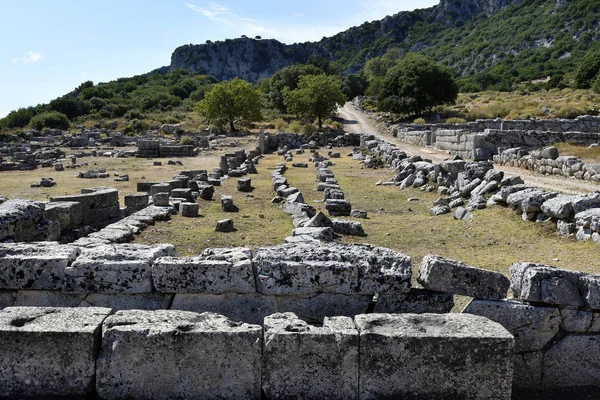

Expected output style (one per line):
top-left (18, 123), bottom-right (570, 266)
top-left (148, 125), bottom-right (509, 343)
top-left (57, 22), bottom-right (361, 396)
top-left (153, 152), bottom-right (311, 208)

top-left (208, 124), bottom-right (225, 133)
top-left (289, 120), bottom-right (302, 133)
top-left (413, 117), bottom-right (426, 124)
top-left (446, 117), bottom-right (466, 123)
top-left (180, 135), bottom-right (195, 145)
top-left (331, 121), bottom-right (343, 130)
top-left (302, 123), bottom-right (316, 136)
top-left (30, 111), bottom-right (70, 131)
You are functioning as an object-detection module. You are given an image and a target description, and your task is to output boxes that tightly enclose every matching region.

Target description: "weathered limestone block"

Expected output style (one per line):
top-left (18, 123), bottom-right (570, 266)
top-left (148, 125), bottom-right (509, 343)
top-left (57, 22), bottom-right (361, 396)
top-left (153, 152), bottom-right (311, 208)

top-left (331, 219), bottom-right (365, 236)
top-left (153, 192), bottom-right (170, 207)
top-left (305, 211), bottom-right (332, 227)
top-left (0, 306), bottom-right (111, 398)
top-left (462, 299), bottom-right (560, 353)
top-left (276, 293), bottom-right (371, 323)
top-left (171, 188), bottom-right (193, 202)
top-left (124, 193), bottom-right (149, 210)
top-left (153, 255), bottom-right (255, 294)
top-left (325, 199), bottom-right (352, 216)
top-left (253, 242), bottom-right (411, 295)
top-left (64, 244), bottom-right (175, 294)
top-left (96, 310), bottom-right (262, 400)
top-left (215, 219), bottom-right (235, 232)
top-left (560, 308), bottom-right (593, 332)
top-left (79, 293), bottom-right (173, 310)
top-left (0, 242), bottom-right (80, 290)
top-left (237, 177), bottom-right (252, 192)
top-left (150, 182), bottom-right (171, 196)
top-left (14, 290), bottom-right (86, 307)
top-left (374, 288), bottom-right (454, 314)
top-left (0, 199), bottom-right (55, 241)
top-left (283, 201), bottom-right (316, 217)
top-left (356, 313), bottom-right (514, 400)
top-left (418, 255), bottom-right (510, 300)
top-left (196, 183), bottom-right (215, 200)
top-left (179, 202), bottom-right (199, 217)
top-left (263, 313), bottom-right (358, 400)
top-left (221, 195), bottom-right (235, 212)
top-left (542, 335), bottom-right (600, 388)
top-left (291, 226), bottom-right (334, 241)
top-left (0, 291), bottom-right (17, 309)
top-left (509, 262), bottom-right (584, 307)
top-left (44, 201), bottom-right (83, 232)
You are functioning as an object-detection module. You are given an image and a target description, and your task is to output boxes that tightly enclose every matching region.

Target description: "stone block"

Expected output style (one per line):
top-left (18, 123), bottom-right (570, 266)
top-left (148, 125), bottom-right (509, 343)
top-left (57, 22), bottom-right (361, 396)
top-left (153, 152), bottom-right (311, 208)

top-left (263, 313), bottom-right (358, 400)
top-left (79, 293), bottom-right (173, 310)
top-left (283, 201), bottom-right (316, 217)
top-left (96, 310), bottom-right (262, 399)
top-left (579, 274), bottom-right (600, 310)
top-left (332, 219), bottom-right (365, 236)
top-left (171, 188), bottom-right (193, 202)
top-left (44, 201), bottom-right (83, 231)
top-left (509, 262), bottom-right (584, 307)
top-left (0, 242), bottom-right (80, 290)
top-left (462, 299), bottom-right (560, 352)
top-left (0, 306), bottom-right (111, 398)
top-left (292, 226), bottom-right (334, 241)
top-left (542, 335), bottom-right (600, 388)
top-left (123, 193), bottom-right (149, 210)
top-left (418, 255), bottom-right (510, 300)
top-left (0, 291), bottom-right (17, 309)
top-left (215, 219), bottom-right (235, 232)
top-left (356, 313), bottom-right (514, 400)
top-left (374, 288), bottom-right (454, 314)
top-left (14, 290), bottom-right (86, 307)
top-left (221, 195), bottom-right (235, 212)
top-left (150, 183), bottom-right (171, 196)
top-left (276, 293), bottom-right (371, 323)
top-left (237, 177), bottom-right (252, 192)
top-left (153, 192), bottom-right (170, 207)
top-left (325, 199), bottom-right (351, 216)
top-left (179, 202), bottom-right (199, 217)
top-left (83, 204), bottom-right (121, 225)
top-left (170, 293), bottom-right (277, 325)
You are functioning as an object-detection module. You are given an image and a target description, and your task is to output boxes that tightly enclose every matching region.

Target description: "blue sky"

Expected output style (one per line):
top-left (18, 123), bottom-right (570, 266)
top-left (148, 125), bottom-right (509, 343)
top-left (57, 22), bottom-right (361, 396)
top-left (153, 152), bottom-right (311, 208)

top-left (0, 0), bottom-right (438, 118)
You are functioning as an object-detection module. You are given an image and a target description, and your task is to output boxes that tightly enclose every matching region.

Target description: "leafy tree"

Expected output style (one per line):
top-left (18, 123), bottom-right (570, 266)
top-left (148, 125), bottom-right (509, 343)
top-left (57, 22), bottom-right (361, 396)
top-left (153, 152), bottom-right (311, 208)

top-left (363, 55), bottom-right (400, 97)
top-left (1, 108), bottom-right (34, 128)
top-left (30, 111), bottom-right (70, 131)
top-left (283, 74), bottom-right (346, 129)
top-left (342, 73), bottom-right (369, 99)
top-left (268, 64), bottom-right (323, 113)
top-left (197, 78), bottom-right (262, 132)
top-left (575, 53), bottom-right (600, 89)
top-left (49, 96), bottom-right (90, 120)
top-left (380, 54), bottom-right (458, 117)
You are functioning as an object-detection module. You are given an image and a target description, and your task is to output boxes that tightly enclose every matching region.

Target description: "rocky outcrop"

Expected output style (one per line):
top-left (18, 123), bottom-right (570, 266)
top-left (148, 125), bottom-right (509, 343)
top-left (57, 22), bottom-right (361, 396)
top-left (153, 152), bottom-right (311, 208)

top-left (432, 0), bottom-right (523, 26)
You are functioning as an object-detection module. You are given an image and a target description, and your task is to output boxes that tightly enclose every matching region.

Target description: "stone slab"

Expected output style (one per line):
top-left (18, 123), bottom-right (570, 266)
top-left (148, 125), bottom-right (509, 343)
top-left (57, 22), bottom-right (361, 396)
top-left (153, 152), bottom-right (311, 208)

top-left (542, 335), bottom-right (600, 388)
top-left (263, 313), bottom-right (358, 400)
top-left (96, 310), bottom-right (262, 399)
top-left (79, 292), bottom-right (173, 310)
top-left (355, 313), bottom-right (514, 400)
top-left (0, 306), bottom-right (111, 398)
top-left (275, 293), bottom-right (371, 323)
top-left (374, 288), bottom-right (454, 314)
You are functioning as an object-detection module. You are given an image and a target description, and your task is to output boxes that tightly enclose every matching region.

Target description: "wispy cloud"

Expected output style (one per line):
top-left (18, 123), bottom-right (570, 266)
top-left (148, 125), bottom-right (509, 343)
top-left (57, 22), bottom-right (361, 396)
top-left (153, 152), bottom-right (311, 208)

top-left (12, 51), bottom-right (44, 65)
top-left (186, 2), bottom-right (277, 37)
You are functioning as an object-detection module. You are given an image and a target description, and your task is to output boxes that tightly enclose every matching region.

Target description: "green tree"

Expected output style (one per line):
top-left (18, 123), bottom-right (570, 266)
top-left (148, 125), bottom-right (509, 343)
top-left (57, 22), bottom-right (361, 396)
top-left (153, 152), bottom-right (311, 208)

top-left (575, 53), bottom-right (600, 89)
top-left (30, 111), bottom-right (70, 131)
top-left (380, 54), bottom-right (458, 118)
top-left (1, 108), bottom-right (34, 128)
top-left (342, 73), bottom-right (369, 99)
top-left (268, 64), bottom-right (324, 113)
top-left (283, 74), bottom-right (346, 129)
top-left (197, 78), bottom-right (262, 132)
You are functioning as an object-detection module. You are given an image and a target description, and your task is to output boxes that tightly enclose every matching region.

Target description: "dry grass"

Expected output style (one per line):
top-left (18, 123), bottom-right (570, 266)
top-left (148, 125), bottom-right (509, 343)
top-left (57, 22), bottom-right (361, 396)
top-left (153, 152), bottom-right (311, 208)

top-left (554, 142), bottom-right (600, 164)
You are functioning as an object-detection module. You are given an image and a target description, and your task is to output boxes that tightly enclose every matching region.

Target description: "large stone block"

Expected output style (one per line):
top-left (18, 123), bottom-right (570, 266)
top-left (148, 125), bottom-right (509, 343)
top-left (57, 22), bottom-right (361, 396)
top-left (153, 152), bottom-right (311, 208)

top-left (64, 244), bottom-right (175, 294)
top-left (263, 313), bottom-right (358, 400)
top-left (374, 288), bottom-right (454, 314)
top-left (79, 292), bottom-right (173, 310)
top-left (276, 293), bottom-right (371, 323)
top-left (542, 335), bottom-right (600, 388)
top-left (0, 306), bottom-right (111, 398)
top-left (509, 262), bottom-right (584, 307)
top-left (462, 299), bottom-right (560, 353)
top-left (0, 242), bottom-right (80, 290)
top-left (96, 310), bottom-right (262, 399)
top-left (418, 255), bottom-right (510, 300)
top-left (14, 290), bottom-right (86, 307)
top-left (44, 201), bottom-right (83, 231)
top-left (171, 293), bottom-right (277, 325)
top-left (356, 313), bottom-right (514, 400)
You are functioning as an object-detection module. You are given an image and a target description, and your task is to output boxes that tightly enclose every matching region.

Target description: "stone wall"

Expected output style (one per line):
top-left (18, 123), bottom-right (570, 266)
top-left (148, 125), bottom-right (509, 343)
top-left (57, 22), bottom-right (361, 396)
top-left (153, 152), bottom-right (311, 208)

top-left (259, 131), bottom-right (361, 154)
top-left (136, 139), bottom-right (196, 158)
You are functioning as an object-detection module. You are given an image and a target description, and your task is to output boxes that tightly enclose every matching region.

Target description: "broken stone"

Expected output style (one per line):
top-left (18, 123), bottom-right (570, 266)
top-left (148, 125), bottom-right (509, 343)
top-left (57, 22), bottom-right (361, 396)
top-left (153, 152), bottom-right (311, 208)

top-left (331, 219), bottom-right (365, 236)
top-left (179, 202), bottom-right (199, 217)
top-left (215, 219), bottom-right (235, 232)
top-left (220, 195), bottom-right (235, 212)
top-left (325, 199), bottom-right (351, 216)
top-left (374, 288), bottom-right (454, 314)
top-left (237, 177), bottom-right (252, 192)
top-left (350, 209), bottom-right (367, 219)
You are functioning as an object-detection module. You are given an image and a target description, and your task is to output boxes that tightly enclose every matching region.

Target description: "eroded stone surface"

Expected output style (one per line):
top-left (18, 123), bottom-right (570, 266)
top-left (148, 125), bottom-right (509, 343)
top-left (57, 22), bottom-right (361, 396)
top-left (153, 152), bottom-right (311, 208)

top-left (418, 255), bottom-right (510, 300)
top-left (96, 310), bottom-right (262, 400)
top-left (263, 313), bottom-right (358, 400)
top-left (374, 288), bottom-right (454, 314)
top-left (356, 313), bottom-right (514, 400)
top-left (0, 306), bottom-right (111, 398)
top-left (542, 335), bottom-right (600, 388)
top-left (275, 293), bottom-right (371, 323)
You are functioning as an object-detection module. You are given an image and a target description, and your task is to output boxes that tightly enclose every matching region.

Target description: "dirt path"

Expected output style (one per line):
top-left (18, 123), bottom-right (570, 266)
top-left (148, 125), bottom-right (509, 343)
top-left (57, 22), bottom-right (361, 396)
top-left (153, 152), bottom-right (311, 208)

top-left (338, 102), bottom-right (600, 195)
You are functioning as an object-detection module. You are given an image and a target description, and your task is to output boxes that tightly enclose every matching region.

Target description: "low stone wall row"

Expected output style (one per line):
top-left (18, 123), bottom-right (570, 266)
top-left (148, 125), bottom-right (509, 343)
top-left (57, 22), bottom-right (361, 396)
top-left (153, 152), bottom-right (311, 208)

top-left (258, 131), bottom-right (361, 154)
top-left (0, 307), bottom-right (514, 400)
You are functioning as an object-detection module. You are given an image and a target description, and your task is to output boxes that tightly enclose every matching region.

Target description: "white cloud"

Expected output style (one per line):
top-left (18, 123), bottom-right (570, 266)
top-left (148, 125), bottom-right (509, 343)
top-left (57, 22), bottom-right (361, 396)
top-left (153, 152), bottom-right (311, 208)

top-left (11, 51), bottom-right (44, 65)
top-left (186, 2), bottom-right (277, 37)
top-left (357, 0), bottom-right (438, 21)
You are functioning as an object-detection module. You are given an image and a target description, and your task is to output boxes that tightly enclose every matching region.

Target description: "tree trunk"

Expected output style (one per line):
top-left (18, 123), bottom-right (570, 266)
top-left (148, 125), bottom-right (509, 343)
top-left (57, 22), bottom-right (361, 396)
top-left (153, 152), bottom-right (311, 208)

top-left (229, 120), bottom-right (236, 132)
top-left (318, 115), bottom-right (322, 129)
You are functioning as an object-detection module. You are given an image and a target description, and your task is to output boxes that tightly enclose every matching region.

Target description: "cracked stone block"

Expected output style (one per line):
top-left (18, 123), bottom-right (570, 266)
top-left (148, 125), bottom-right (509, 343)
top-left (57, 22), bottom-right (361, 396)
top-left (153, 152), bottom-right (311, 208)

top-left (64, 244), bottom-right (175, 294)
top-left (96, 310), bottom-right (262, 400)
top-left (0, 306), bottom-right (111, 398)
top-left (44, 201), bottom-right (83, 232)
top-left (275, 293), bottom-right (371, 323)
top-left (179, 202), bottom-right (199, 217)
top-left (509, 262), bottom-right (584, 307)
top-left (374, 288), bottom-right (454, 314)
top-left (579, 274), bottom-right (600, 310)
top-left (513, 351), bottom-right (543, 389)
top-left (559, 308), bottom-right (592, 332)
top-left (418, 255), bottom-right (510, 300)
top-left (292, 226), bottom-right (334, 241)
top-left (462, 299), bottom-right (560, 353)
top-left (542, 335), bottom-right (600, 388)
top-left (0, 242), bottom-right (80, 290)
top-left (356, 313), bottom-right (514, 400)
top-left (171, 293), bottom-right (277, 325)
top-left (153, 252), bottom-right (255, 294)
top-left (263, 313), bottom-right (358, 400)
top-left (325, 199), bottom-right (352, 216)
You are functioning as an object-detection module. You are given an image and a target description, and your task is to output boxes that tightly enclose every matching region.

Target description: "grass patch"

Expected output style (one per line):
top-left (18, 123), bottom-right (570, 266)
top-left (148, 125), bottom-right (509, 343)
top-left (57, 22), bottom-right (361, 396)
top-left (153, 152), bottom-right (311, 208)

top-left (554, 142), bottom-right (600, 163)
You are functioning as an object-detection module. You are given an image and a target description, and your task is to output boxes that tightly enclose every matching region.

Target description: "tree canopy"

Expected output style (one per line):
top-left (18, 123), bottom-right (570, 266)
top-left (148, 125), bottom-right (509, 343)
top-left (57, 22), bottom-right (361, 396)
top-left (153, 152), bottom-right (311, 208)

top-left (197, 77), bottom-right (262, 131)
top-left (575, 53), bottom-right (600, 89)
top-left (283, 74), bottom-right (346, 128)
top-left (268, 64), bottom-right (324, 113)
top-left (379, 53), bottom-right (458, 118)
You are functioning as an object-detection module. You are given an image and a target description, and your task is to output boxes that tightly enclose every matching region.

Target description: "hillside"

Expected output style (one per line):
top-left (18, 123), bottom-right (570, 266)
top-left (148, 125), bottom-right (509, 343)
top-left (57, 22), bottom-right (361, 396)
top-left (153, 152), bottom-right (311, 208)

top-left (170, 0), bottom-right (600, 86)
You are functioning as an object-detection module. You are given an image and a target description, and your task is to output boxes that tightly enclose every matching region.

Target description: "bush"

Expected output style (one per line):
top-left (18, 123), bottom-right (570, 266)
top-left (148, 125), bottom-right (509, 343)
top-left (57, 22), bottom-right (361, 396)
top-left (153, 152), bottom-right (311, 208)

top-left (331, 121), bottom-right (343, 130)
top-left (180, 135), bottom-right (195, 145)
top-left (413, 117), bottom-right (426, 124)
top-left (274, 118), bottom-right (288, 131)
top-left (302, 123), bottom-right (316, 136)
top-left (446, 117), bottom-right (466, 123)
top-left (208, 124), bottom-right (225, 133)
top-left (2, 108), bottom-right (33, 129)
top-left (30, 111), bottom-right (70, 131)
top-left (289, 120), bottom-right (302, 133)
